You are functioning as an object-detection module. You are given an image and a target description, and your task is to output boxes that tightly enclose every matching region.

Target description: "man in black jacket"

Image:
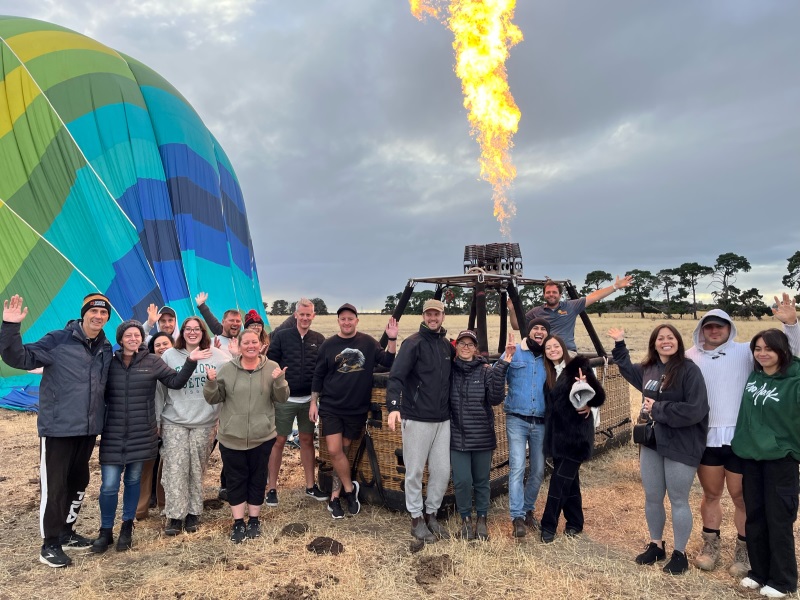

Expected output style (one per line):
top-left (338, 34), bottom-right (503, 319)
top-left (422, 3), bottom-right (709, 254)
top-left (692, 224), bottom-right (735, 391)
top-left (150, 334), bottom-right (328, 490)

top-left (387, 299), bottom-right (454, 542)
top-left (1, 293), bottom-right (113, 567)
top-left (266, 298), bottom-right (327, 506)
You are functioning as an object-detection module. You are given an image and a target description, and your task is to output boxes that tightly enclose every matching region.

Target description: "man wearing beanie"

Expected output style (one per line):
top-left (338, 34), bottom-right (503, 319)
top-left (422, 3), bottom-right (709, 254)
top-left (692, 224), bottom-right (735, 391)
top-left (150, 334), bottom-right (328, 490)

top-left (0, 293), bottom-right (113, 567)
top-left (500, 317), bottom-right (551, 538)
top-left (387, 298), bottom-right (454, 543)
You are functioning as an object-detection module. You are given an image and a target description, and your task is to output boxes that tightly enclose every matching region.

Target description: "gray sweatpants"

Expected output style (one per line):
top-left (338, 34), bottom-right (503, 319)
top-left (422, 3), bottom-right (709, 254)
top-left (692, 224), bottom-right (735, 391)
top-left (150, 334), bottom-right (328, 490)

top-left (402, 419), bottom-right (450, 518)
top-left (639, 446), bottom-right (697, 552)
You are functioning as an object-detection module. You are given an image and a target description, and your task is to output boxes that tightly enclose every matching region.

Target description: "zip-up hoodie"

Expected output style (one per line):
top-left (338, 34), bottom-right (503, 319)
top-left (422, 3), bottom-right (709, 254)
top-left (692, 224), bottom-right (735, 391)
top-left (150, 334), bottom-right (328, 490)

top-left (386, 324), bottom-right (454, 422)
top-left (686, 309), bottom-right (800, 441)
top-left (203, 355), bottom-right (289, 451)
top-left (157, 346), bottom-right (231, 428)
top-left (732, 357), bottom-right (800, 461)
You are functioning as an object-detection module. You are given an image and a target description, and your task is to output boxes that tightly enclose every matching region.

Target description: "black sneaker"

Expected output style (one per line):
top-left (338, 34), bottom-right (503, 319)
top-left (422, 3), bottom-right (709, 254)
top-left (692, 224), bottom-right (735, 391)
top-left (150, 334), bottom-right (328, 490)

top-left (635, 541), bottom-right (667, 565)
top-left (230, 521), bottom-right (247, 544)
top-left (541, 530), bottom-right (556, 543)
top-left (327, 497), bottom-right (345, 519)
top-left (305, 484), bottom-right (328, 502)
top-left (60, 530), bottom-right (93, 551)
top-left (265, 489), bottom-right (278, 507)
top-left (164, 518), bottom-right (183, 536)
top-left (564, 527), bottom-right (582, 537)
top-left (342, 481), bottom-right (360, 516)
top-left (39, 544), bottom-right (72, 568)
top-left (184, 514), bottom-right (200, 533)
top-left (662, 550), bottom-right (689, 575)
top-left (245, 519), bottom-right (261, 539)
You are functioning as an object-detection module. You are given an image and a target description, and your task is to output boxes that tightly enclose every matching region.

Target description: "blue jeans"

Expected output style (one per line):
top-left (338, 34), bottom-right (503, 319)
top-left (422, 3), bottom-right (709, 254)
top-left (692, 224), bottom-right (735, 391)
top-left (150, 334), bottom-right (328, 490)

top-left (506, 415), bottom-right (545, 520)
top-left (99, 462), bottom-right (144, 529)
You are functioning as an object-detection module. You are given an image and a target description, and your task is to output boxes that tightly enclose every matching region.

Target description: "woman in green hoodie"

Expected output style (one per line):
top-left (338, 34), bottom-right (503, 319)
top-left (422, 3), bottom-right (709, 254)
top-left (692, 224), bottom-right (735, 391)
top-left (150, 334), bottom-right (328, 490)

top-left (733, 328), bottom-right (800, 598)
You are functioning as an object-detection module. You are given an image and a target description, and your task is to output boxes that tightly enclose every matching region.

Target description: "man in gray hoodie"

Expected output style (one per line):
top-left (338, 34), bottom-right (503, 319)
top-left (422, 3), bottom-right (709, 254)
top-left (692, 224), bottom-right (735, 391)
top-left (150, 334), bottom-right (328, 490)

top-left (686, 295), bottom-right (799, 576)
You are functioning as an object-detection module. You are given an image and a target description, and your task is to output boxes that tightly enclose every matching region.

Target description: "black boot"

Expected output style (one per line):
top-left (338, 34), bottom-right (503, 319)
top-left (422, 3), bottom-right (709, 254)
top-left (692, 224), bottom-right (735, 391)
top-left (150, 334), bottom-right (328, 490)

top-left (90, 528), bottom-right (114, 554)
top-left (116, 520), bottom-right (134, 552)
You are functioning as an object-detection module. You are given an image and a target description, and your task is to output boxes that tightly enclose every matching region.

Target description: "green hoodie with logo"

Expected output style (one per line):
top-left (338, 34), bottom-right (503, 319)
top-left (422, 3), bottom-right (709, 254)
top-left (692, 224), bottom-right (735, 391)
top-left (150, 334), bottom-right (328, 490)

top-left (732, 357), bottom-right (800, 461)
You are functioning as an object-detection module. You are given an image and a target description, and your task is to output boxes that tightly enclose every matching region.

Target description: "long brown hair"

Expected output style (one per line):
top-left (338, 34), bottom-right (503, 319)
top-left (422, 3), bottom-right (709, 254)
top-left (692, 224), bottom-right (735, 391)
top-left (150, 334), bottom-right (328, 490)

top-left (751, 329), bottom-right (792, 375)
top-left (173, 316), bottom-right (211, 350)
top-left (543, 335), bottom-right (572, 390)
top-left (641, 324), bottom-right (686, 389)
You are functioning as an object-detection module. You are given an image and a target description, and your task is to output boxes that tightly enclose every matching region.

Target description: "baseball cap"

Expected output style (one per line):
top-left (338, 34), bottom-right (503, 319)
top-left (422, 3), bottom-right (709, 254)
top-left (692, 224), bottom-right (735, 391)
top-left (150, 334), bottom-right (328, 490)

top-left (336, 303), bottom-right (358, 317)
top-left (422, 299), bottom-right (445, 313)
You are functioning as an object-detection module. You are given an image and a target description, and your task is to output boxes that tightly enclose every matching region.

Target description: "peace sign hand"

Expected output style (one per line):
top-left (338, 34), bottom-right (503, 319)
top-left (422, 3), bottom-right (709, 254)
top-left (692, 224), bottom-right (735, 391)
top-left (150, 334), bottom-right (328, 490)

top-left (504, 331), bottom-right (516, 359)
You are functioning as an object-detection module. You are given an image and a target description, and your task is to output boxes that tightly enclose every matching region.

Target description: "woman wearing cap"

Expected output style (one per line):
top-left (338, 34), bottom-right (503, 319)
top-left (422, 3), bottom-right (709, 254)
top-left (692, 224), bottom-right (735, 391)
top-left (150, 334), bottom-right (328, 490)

top-left (158, 317), bottom-right (232, 537)
top-left (449, 330), bottom-right (512, 540)
top-left (204, 328), bottom-right (289, 543)
top-left (540, 335), bottom-right (605, 543)
top-left (608, 324), bottom-right (708, 575)
top-left (91, 321), bottom-right (210, 553)
top-left (244, 309), bottom-right (270, 355)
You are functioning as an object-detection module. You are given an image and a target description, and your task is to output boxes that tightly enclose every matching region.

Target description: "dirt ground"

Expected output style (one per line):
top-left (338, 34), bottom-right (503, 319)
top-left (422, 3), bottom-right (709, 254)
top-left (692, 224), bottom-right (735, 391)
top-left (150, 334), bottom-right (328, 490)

top-left (0, 313), bottom-right (796, 599)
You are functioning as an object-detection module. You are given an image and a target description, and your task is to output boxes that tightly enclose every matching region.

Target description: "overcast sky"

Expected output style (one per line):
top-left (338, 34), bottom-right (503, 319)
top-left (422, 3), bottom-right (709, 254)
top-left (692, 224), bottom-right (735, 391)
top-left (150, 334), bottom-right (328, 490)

top-left (5, 0), bottom-right (799, 311)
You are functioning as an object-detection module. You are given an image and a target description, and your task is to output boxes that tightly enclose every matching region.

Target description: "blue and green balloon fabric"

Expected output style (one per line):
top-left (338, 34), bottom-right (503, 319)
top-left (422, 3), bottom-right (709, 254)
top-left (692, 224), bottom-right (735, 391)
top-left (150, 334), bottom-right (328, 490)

top-left (0, 16), bottom-right (268, 406)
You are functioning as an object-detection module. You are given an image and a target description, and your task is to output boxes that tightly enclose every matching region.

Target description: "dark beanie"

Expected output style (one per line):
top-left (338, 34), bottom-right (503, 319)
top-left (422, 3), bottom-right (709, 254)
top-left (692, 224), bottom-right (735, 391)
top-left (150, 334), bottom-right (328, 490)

top-left (81, 293), bottom-right (111, 318)
top-left (527, 317), bottom-right (551, 336)
top-left (244, 309), bottom-right (264, 328)
top-left (116, 320), bottom-right (145, 344)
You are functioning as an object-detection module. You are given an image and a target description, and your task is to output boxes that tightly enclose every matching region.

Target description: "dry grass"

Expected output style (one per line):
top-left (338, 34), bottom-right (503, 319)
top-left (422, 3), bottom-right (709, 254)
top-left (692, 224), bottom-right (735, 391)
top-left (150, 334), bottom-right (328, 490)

top-left (0, 314), bottom-right (796, 600)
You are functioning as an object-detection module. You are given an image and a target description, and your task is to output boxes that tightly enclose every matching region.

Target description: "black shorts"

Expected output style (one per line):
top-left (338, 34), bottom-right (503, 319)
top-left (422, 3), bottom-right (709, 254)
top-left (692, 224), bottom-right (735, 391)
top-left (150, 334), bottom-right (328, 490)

top-left (319, 411), bottom-right (367, 441)
top-left (700, 445), bottom-right (743, 474)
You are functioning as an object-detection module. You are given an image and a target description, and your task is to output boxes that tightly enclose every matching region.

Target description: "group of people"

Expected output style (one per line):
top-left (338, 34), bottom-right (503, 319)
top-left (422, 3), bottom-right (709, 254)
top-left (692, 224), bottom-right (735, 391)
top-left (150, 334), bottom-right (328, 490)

top-left (2, 276), bottom-right (799, 598)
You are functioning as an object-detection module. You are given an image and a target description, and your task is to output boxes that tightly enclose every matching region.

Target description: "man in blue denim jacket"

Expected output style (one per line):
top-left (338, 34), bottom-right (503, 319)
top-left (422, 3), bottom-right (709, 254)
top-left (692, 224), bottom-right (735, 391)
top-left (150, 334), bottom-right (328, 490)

top-left (500, 317), bottom-right (550, 538)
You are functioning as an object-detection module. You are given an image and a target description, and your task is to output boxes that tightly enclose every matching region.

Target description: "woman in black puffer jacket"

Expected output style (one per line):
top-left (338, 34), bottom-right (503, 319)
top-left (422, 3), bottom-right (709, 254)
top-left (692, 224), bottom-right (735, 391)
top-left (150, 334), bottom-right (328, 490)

top-left (540, 335), bottom-right (605, 543)
top-left (449, 330), bottom-right (512, 541)
top-left (91, 320), bottom-right (209, 553)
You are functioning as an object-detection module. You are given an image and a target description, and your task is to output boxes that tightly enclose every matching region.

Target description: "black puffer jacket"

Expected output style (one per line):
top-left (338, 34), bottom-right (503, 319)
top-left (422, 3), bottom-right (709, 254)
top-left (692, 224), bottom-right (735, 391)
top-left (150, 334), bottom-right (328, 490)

top-left (386, 324), bottom-right (454, 422)
top-left (543, 356), bottom-right (606, 462)
top-left (267, 326), bottom-right (325, 396)
top-left (99, 347), bottom-right (197, 465)
top-left (450, 357), bottom-right (509, 452)
top-left (0, 320), bottom-right (111, 437)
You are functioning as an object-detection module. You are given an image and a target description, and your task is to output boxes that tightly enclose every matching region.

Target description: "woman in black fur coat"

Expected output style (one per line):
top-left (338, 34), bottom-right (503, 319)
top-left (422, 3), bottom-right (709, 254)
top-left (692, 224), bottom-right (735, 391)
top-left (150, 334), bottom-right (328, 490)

top-left (540, 335), bottom-right (605, 542)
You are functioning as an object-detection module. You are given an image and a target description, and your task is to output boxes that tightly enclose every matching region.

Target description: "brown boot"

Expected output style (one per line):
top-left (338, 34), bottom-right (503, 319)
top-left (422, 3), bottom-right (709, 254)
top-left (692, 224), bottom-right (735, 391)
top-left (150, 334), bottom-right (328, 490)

top-left (425, 513), bottom-right (451, 540)
top-left (693, 530), bottom-right (721, 571)
top-left (728, 538), bottom-right (750, 578)
top-left (475, 516), bottom-right (489, 541)
top-left (459, 516), bottom-right (476, 541)
top-left (411, 516), bottom-right (435, 543)
top-left (512, 517), bottom-right (526, 538)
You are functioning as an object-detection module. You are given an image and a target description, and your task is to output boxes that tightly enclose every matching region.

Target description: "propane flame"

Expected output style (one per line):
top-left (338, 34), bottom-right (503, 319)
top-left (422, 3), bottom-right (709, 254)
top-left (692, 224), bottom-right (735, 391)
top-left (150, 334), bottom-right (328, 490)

top-left (411, 0), bottom-right (522, 237)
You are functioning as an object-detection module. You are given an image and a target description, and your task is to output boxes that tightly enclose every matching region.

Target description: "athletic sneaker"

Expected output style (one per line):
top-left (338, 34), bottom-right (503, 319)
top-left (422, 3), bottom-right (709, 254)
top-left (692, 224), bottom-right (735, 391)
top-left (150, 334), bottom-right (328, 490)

top-left (662, 550), bottom-right (689, 575)
top-left (230, 521), bottom-right (247, 544)
top-left (184, 513), bottom-right (200, 533)
top-left (327, 497), bottom-right (345, 519)
top-left (245, 519), bottom-right (261, 539)
top-left (740, 577), bottom-right (761, 590)
top-left (60, 530), bottom-right (93, 550)
top-left (342, 481), bottom-right (360, 516)
top-left (39, 544), bottom-right (72, 568)
top-left (635, 541), bottom-right (667, 565)
top-left (305, 484), bottom-right (328, 501)
top-left (265, 489), bottom-right (279, 507)
top-left (759, 586), bottom-right (787, 598)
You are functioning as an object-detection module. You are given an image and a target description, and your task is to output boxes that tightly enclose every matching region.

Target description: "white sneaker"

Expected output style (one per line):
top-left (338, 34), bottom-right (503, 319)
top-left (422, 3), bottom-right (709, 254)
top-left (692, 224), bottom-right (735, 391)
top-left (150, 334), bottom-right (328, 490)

top-left (740, 577), bottom-right (760, 590)
top-left (759, 585), bottom-right (786, 598)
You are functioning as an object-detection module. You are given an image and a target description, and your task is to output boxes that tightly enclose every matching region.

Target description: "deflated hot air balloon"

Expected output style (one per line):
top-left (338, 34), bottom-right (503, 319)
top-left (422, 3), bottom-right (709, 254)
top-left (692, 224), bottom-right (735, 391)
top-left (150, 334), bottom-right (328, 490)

top-left (0, 16), bottom-right (268, 406)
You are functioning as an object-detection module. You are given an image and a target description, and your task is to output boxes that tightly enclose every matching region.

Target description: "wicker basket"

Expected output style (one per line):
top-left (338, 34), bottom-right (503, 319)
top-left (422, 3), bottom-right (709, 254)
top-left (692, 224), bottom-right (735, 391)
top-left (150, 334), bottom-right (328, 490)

top-left (317, 361), bottom-right (631, 512)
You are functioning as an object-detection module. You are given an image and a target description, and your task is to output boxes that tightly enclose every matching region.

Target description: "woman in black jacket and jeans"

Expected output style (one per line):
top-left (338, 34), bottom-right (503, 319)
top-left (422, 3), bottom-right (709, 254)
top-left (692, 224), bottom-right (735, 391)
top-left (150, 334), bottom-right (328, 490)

top-left (540, 335), bottom-right (605, 543)
top-left (91, 321), bottom-right (209, 553)
top-left (449, 330), bottom-right (512, 540)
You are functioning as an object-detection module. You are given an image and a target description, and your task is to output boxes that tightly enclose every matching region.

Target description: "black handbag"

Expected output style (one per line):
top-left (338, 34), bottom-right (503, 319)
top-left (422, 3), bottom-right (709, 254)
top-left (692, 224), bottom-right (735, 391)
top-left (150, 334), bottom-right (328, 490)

top-left (632, 418), bottom-right (656, 447)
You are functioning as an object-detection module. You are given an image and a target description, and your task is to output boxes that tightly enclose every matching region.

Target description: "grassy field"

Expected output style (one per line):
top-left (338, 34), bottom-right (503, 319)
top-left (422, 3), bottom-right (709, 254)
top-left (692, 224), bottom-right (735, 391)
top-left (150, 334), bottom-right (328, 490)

top-left (0, 313), bottom-right (794, 599)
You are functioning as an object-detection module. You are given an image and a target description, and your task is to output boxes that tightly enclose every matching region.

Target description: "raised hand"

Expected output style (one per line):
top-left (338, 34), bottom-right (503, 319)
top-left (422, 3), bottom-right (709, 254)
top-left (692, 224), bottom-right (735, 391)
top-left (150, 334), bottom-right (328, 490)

top-left (272, 365), bottom-right (287, 379)
top-left (385, 317), bottom-right (399, 339)
top-left (206, 366), bottom-right (217, 381)
top-left (772, 293), bottom-right (798, 325)
top-left (189, 347), bottom-right (212, 361)
top-left (2, 295), bottom-right (28, 323)
top-left (195, 292), bottom-right (208, 306)
top-left (614, 275), bottom-right (633, 290)
top-left (607, 327), bottom-right (625, 342)
top-left (146, 303), bottom-right (159, 324)
top-left (214, 337), bottom-right (222, 349)
top-left (227, 337), bottom-right (239, 356)
top-left (504, 331), bottom-right (516, 359)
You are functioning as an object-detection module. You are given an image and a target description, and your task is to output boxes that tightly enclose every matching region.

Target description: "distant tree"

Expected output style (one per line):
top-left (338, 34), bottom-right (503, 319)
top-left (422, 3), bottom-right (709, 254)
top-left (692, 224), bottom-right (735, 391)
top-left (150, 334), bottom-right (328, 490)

top-left (382, 293), bottom-right (401, 315)
top-left (675, 262), bottom-right (713, 319)
top-left (620, 269), bottom-right (659, 318)
top-left (735, 288), bottom-right (770, 320)
top-left (782, 251), bottom-right (800, 302)
top-left (271, 299), bottom-right (289, 315)
top-left (311, 298), bottom-right (329, 315)
top-left (713, 252), bottom-right (751, 313)
top-left (517, 284), bottom-right (543, 307)
top-left (288, 301), bottom-right (297, 314)
top-left (581, 271), bottom-right (613, 317)
top-left (407, 290), bottom-right (434, 314)
top-left (656, 268), bottom-right (680, 319)
top-left (262, 301), bottom-right (269, 313)
top-left (670, 288), bottom-right (692, 319)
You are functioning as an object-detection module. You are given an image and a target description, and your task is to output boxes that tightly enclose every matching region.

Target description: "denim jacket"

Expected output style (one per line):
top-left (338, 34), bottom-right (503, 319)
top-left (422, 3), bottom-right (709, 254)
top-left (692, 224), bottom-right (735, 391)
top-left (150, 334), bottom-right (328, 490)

top-left (500, 341), bottom-right (546, 417)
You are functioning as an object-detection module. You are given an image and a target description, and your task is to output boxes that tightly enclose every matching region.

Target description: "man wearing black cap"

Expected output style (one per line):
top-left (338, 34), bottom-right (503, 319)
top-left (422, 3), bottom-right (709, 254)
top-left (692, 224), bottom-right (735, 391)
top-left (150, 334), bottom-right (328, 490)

top-left (1, 293), bottom-right (113, 567)
top-left (310, 304), bottom-right (397, 518)
top-left (500, 316), bottom-right (551, 538)
top-left (386, 298), bottom-right (455, 542)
